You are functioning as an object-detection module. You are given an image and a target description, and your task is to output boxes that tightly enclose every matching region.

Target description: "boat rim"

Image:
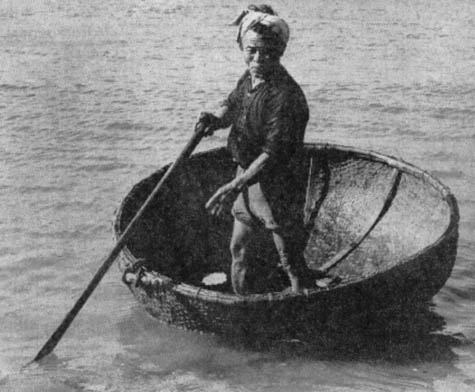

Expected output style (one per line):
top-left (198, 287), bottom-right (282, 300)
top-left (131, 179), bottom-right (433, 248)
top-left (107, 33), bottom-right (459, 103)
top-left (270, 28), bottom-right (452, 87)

top-left (115, 142), bottom-right (459, 305)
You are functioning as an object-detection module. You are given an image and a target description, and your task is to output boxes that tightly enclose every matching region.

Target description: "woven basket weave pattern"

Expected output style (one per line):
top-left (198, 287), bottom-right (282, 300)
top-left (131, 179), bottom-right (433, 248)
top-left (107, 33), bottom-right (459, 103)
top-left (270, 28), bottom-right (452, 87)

top-left (115, 144), bottom-right (458, 335)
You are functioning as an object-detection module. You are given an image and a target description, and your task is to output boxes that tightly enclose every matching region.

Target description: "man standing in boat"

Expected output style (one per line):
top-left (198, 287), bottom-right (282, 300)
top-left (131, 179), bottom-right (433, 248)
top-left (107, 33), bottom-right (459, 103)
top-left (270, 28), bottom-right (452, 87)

top-left (198, 5), bottom-right (309, 295)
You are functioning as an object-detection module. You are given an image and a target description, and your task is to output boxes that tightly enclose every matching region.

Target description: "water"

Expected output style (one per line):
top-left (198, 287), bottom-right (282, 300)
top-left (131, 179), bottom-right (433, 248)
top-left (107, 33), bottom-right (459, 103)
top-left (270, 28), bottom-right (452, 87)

top-left (1, 0), bottom-right (474, 390)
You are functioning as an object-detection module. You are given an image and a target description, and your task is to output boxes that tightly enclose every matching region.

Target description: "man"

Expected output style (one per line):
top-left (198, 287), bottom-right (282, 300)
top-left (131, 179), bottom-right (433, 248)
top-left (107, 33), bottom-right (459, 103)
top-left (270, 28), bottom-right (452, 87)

top-left (198, 5), bottom-right (309, 295)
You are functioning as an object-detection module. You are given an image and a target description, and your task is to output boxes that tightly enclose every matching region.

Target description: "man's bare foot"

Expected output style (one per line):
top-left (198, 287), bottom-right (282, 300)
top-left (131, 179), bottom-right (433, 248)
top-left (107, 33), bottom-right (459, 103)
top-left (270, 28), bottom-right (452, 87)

top-left (287, 271), bottom-right (300, 293)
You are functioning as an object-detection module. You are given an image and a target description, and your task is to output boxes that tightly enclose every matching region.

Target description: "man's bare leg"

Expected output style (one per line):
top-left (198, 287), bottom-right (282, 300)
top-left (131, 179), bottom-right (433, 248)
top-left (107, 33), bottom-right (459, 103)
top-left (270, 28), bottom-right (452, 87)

top-left (230, 219), bottom-right (254, 295)
top-left (272, 231), bottom-right (300, 293)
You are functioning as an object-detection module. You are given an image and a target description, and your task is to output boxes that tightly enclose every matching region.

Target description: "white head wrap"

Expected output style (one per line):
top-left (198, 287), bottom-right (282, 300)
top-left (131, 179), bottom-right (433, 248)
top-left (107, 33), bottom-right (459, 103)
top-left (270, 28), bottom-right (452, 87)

top-left (231, 8), bottom-right (290, 54)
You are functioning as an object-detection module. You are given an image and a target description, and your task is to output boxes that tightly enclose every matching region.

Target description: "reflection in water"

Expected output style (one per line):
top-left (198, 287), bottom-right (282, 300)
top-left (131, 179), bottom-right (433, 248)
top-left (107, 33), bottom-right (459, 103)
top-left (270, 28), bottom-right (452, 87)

top-left (117, 302), bottom-right (465, 375)
top-left (2, 0), bottom-right (475, 390)
top-left (105, 302), bottom-right (473, 391)
top-left (217, 303), bottom-right (463, 364)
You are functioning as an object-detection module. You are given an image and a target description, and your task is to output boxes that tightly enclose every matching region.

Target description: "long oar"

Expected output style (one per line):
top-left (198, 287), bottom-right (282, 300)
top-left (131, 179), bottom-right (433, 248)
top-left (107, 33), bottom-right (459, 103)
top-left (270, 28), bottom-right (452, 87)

top-left (32, 126), bottom-right (205, 363)
top-left (317, 168), bottom-right (401, 274)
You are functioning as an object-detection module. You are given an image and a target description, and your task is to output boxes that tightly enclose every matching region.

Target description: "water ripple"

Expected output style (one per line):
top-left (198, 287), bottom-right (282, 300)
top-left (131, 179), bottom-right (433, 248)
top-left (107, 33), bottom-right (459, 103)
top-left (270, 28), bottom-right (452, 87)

top-left (1, 0), bottom-right (474, 390)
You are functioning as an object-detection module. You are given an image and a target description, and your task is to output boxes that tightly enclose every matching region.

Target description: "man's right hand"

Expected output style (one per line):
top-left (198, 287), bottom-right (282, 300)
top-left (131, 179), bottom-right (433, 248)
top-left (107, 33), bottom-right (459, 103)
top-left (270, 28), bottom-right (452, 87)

top-left (196, 112), bottom-right (221, 136)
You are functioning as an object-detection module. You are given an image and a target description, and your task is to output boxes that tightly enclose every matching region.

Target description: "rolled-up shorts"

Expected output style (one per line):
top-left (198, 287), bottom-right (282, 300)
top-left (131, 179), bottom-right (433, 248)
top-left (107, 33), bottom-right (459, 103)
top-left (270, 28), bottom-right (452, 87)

top-left (231, 167), bottom-right (302, 232)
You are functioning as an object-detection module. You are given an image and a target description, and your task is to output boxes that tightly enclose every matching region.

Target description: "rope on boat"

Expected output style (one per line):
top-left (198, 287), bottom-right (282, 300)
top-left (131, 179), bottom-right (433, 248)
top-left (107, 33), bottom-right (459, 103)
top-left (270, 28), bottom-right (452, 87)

top-left (122, 258), bottom-right (173, 290)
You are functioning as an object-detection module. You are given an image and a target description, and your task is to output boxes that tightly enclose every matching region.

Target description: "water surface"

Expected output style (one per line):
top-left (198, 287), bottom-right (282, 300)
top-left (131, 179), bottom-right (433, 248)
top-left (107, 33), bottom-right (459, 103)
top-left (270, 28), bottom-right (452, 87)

top-left (1, 0), bottom-right (475, 391)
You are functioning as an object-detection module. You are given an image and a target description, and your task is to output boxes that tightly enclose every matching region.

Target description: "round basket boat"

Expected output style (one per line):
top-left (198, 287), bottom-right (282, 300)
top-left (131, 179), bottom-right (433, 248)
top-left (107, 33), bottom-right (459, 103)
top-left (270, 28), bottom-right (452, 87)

top-left (114, 143), bottom-right (459, 336)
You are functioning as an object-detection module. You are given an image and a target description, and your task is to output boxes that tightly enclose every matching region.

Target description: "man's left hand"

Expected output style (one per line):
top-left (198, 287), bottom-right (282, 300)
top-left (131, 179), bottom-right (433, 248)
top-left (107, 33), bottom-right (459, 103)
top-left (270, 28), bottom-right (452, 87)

top-left (205, 181), bottom-right (240, 216)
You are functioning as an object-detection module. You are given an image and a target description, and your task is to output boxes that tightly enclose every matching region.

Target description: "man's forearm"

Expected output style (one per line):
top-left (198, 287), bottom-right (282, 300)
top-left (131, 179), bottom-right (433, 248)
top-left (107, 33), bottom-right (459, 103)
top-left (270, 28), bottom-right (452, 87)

top-left (232, 152), bottom-right (271, 190)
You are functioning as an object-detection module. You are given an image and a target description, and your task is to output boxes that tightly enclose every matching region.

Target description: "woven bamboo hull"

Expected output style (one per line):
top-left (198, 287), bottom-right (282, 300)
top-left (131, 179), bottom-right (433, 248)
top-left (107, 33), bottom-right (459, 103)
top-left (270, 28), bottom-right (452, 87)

top-left (114, 143), bottom-right (459, 336)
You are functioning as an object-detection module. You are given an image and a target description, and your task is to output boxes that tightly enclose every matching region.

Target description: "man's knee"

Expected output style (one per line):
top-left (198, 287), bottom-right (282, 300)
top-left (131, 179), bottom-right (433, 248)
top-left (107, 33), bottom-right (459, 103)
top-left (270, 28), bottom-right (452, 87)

top-left (230, 220), bottom-right (253, 259)
top-left (230, 237), bottom-right (246, 260)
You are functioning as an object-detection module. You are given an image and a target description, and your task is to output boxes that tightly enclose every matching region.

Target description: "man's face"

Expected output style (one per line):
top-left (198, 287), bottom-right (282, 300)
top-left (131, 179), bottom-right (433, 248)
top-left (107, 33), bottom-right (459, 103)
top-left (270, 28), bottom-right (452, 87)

top-left (242, 30), bottom-right (281, 79)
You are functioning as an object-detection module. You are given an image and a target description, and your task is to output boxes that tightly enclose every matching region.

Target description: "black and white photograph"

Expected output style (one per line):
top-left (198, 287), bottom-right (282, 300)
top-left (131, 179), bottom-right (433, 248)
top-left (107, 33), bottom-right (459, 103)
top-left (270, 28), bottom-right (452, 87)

top-left (1, 1), bottom-right (474, 391)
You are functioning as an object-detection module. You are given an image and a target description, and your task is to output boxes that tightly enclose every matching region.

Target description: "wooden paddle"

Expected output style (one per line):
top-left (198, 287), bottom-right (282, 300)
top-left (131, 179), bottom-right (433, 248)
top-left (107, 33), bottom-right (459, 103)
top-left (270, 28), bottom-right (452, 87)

top-left (32, 125), bottom-right (206, 363)
top-left (317, 168), bottom-right (401, 274)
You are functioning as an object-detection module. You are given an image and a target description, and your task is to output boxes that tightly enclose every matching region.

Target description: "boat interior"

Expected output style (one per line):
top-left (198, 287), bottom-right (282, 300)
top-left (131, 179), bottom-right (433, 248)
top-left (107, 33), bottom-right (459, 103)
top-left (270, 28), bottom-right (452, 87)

top-left (117, 146), bottom-right (452, 294)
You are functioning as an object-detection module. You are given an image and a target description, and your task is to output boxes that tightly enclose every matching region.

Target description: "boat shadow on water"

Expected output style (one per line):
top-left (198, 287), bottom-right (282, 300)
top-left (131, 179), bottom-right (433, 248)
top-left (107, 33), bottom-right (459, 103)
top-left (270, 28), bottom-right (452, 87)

top-left (215, 302), bottom-right (465, 364)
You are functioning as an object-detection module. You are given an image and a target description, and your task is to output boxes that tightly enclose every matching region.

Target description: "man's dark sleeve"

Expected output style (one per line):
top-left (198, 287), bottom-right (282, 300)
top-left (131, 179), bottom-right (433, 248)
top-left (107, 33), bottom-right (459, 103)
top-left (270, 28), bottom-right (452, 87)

top-left (221, 86), bottom-right (240, 111)
top-left (262, 90), bottom-right (304, 164)
top-left (220, 72), bottom-right (247, 111)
